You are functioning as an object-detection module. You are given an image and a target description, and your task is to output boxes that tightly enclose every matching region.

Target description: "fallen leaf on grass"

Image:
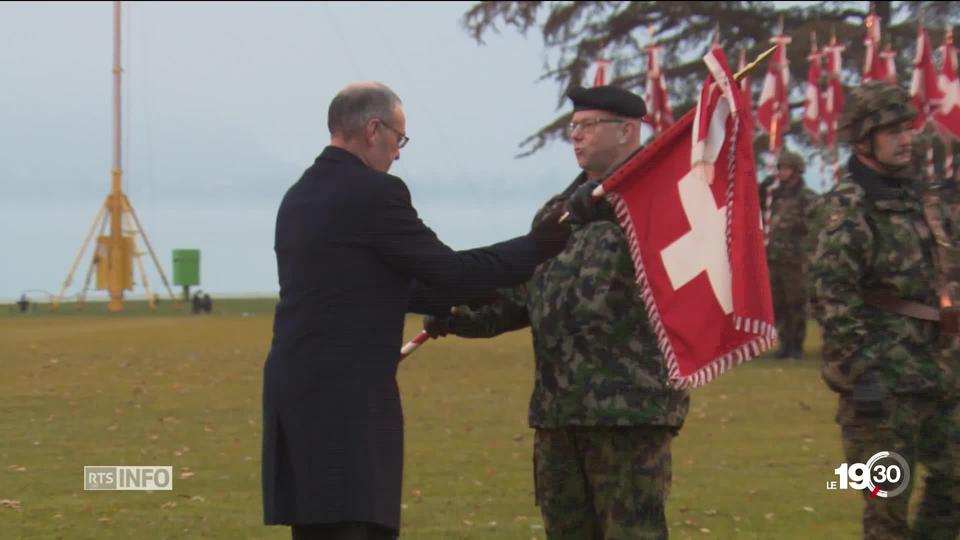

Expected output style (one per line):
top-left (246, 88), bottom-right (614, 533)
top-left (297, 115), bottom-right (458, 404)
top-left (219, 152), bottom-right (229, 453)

top-left (179, 472), bottom-right (195, 479)
top-left (0, 499), bottom-right (22, 511)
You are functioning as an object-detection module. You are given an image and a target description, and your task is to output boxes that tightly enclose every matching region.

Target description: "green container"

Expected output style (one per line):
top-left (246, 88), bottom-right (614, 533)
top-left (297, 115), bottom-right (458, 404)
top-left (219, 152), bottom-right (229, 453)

top-left (172, 249), bottom-right (201, 286)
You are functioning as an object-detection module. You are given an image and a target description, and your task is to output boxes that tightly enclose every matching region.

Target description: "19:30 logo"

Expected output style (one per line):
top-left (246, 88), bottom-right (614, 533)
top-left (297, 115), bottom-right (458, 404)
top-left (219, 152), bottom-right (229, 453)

top-left (829, 451), bottom-right (911, 498)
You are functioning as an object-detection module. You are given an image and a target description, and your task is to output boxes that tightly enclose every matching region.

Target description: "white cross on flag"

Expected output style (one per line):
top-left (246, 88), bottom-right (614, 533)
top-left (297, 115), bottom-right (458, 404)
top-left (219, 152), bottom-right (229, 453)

top-left (934, 29), bottom-right (960, 140)
top-left (599, 47), bottom-right (776, 389)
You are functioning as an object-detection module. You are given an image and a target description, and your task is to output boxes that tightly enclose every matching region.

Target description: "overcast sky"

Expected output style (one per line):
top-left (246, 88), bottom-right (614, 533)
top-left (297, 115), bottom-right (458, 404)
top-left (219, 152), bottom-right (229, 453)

top-left (1, 1), bottom-right (824, 301)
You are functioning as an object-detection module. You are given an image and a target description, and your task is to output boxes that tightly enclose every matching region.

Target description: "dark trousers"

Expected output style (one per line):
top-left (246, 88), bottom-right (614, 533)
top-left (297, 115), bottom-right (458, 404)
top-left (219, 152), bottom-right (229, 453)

top-left (291, 522), bottom-right (398, 540)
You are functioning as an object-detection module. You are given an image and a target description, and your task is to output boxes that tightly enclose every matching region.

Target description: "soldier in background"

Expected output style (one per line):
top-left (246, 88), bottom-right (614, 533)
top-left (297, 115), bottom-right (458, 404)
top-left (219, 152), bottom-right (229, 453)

top-left (424, 86), bottom-right (689, 540)
top-left (760, 150), bottom-right (817, 359)
top-left (811, 81), bottom-right (959, 540)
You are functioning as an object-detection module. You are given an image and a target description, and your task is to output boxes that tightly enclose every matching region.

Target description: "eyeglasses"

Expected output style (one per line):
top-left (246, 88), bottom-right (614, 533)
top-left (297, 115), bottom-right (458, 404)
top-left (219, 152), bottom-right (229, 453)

top-left (566, 117), bottom-right (625, 136)
top-left (378, 119), bottom-right (410, 149)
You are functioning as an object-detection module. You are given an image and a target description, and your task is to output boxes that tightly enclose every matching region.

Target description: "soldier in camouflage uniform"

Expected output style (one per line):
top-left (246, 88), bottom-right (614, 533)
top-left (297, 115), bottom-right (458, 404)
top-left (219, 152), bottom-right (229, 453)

top-left (760, 151), bottom-right (818, 359)
top-left (424, 86), bottom-right (689, 540)
top-left (810, 81), bottom-right (959, 540)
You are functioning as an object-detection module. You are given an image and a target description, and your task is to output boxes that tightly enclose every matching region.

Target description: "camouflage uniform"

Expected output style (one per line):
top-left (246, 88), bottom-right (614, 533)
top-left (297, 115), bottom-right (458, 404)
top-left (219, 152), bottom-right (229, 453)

top-left (760, 152), bottom-right (818, 358)
top-left (448, 175), bottom-right (689, 539)
top-left (811, 82), bottom-right (960, 540)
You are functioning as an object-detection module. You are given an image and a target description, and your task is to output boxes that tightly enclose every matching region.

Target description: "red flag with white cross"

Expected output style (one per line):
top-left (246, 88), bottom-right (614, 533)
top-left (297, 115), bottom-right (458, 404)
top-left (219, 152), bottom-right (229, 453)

top-left (934, 29), bottom-right (960, 140)
top-left (598, 47), bottom-right (776, 389)
top-left (911, 24), bottom-right (943, 130)
top-left (803, 35), bottom-right (824, 145)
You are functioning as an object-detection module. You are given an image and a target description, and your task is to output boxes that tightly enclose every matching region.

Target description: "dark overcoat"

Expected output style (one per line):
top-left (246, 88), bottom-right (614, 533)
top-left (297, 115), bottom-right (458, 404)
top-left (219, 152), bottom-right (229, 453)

top-left (262, 146), bottom-right (552, 530)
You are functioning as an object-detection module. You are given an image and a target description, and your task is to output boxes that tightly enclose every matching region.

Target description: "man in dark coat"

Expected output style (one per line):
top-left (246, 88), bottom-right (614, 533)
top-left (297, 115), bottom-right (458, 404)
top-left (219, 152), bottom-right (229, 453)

top-left (262, 81), bottom-right (574, 540)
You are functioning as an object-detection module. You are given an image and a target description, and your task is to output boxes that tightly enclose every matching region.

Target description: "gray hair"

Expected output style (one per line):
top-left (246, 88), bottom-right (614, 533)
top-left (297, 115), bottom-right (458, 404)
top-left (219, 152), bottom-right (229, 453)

top-left (327, 82), bottom-right (402, 138)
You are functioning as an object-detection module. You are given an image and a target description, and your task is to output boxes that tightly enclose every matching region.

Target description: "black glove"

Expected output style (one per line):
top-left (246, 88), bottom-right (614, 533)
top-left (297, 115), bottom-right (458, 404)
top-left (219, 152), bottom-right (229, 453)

top-left (849, 372), bottom-right (888, 418)
top-left (528, 203), bottom-right (571, 246)
top-left (563, 180), bottom-right (602, 226)
top-left (423, 315), bottom-right (451, 338)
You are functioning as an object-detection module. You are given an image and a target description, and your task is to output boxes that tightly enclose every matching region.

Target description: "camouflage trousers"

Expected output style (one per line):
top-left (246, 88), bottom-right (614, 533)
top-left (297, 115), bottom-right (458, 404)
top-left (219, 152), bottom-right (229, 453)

top-left (837, 394), bottom-right (960, 540)
top-left (533, 426), bottom-right (674, 540)
top-left (769, 258), bottom-right (807, 355)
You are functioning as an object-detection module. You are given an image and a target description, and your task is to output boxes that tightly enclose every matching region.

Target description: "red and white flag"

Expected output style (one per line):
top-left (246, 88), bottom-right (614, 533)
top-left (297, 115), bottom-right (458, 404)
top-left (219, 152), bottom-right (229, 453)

top-left (593, 56), bottom-right (609, 87)
top-left (822, 37), bottom-right (845, 148)
top-left (756, 36), bottom-right (791, 152)
top-left (911, 25), bottom-right (943, 130)
top-left (878, 44), bottom-right (897, 84)
top-left (644, 44), bottom-right (674, 133)
top-left (599, 47), bottom-right (775, 389)
top-left (803, 37), bottom-right (823, 145)
top-left (862, 13), bottom-right (886, 82)
top-left (934, 28), bottom-right (960, 140)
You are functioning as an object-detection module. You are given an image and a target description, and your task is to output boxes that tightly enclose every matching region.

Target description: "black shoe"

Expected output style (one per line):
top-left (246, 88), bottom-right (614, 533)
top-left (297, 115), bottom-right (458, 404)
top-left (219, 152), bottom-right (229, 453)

top-left (773, 344), bottom-right (789, 359)
top-left (788, 346), bottom-right (803, 360)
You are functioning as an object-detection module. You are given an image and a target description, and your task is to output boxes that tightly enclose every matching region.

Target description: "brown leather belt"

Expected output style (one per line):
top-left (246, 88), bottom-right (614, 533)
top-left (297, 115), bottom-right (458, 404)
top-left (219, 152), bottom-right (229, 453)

top-left (862, 291), bottom-right (940, 322)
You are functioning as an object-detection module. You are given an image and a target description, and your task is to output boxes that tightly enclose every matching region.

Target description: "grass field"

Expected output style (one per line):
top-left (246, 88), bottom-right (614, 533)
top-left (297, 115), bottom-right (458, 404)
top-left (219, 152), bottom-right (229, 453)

top-left (0, 299), bottom-right (884, 539)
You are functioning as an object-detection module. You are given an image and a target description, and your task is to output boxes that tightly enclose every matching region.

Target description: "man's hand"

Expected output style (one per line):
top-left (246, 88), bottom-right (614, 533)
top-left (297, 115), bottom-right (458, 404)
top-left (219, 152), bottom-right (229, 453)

top-left (424, 315), bottom-right (451, 338)
top-left (528, 203), bottom-right (571, 244)
top-left (564, 180), bottom-right (601, 226)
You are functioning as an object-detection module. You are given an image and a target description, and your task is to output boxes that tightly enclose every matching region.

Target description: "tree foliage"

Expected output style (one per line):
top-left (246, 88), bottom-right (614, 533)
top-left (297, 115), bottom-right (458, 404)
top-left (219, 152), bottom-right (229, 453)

top-left (462, 1), bottom-right (960, 158)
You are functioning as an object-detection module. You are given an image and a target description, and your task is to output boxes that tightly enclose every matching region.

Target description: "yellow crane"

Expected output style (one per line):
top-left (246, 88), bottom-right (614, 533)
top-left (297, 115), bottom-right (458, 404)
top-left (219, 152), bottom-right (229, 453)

top-left (54, 0), bottom-right (175, 312)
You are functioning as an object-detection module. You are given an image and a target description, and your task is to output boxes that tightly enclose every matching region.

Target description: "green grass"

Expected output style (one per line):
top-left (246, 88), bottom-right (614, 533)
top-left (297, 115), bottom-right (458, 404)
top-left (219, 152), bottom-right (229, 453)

top-left (0, 313), bottom-right (875, 539)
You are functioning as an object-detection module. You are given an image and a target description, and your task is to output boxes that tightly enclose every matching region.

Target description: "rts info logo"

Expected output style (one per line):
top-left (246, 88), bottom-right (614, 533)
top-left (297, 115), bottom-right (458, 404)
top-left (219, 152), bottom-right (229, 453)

top-left (827, 451), bottom-right (910, 498)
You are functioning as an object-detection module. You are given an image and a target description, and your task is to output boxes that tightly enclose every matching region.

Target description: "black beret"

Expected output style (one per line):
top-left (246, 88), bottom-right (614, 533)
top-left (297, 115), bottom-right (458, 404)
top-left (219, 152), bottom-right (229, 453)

top-left (567, 85), bottom-right (647, 118)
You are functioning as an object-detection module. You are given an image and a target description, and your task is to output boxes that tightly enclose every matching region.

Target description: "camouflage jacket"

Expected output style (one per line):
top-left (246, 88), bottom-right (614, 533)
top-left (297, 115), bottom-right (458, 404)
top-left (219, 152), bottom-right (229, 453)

top-left (811, 156), bottom-right (950, 396)
top-left (450, 175), bottom-right (690, 429)
top-left (760, 178), bottom-right (818, 264)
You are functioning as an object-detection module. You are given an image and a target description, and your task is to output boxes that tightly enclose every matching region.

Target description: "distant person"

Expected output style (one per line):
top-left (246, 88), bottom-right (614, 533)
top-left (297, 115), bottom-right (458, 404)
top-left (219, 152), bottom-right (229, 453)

top-left (758, 150), bottom-right (817, 359)
top-left (262, 81), bottom-right (579, 540)
top-left (424, 86), bottom-right (689, 539)
top-left (202, 294), bottom-right (212, 314)
top-left (191, 291), bottom-right (202, 315)
top-left (16, 294), bottom-right (29, 313)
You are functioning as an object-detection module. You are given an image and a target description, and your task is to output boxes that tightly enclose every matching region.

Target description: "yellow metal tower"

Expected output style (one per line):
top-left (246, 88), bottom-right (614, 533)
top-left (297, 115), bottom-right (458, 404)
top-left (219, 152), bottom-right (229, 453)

top-left (54, 1), bottom-right (175, 312)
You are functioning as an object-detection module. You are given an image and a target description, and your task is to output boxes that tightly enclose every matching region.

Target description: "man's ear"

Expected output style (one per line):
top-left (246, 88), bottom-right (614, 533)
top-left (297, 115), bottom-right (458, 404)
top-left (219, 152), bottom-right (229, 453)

top-left (365, 119), bottom-right (379, 144)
